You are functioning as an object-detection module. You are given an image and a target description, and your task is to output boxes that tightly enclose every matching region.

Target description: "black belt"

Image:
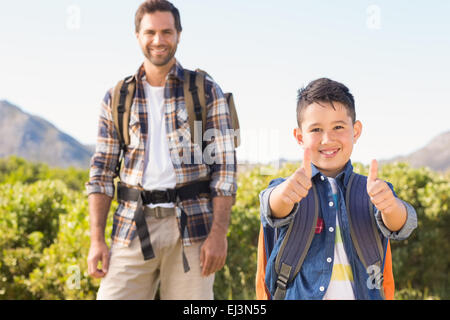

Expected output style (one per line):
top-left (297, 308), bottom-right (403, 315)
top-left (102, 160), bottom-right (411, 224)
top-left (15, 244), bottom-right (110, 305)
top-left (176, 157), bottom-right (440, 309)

top-left (117, 181), bottom-right (210, 204)
top-left (116, 180), bottom-right (210, 268)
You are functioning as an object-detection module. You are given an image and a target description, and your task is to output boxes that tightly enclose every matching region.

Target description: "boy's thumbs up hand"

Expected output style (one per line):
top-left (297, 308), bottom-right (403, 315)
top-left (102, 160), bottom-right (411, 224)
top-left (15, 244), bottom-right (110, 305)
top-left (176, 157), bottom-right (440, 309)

top-left (274, 148), bottom-right (313, 208)
top-left (367, 159), bottom-right (397, 215)
top-left (302, 147), bottom-right (312, 179)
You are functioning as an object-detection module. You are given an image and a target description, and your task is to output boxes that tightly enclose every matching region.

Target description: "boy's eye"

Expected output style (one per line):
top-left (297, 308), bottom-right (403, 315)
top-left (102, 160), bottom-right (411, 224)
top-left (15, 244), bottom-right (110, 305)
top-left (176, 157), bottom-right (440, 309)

top-left (334, 125), bottom-right (344, 130)
top-left (310, 128), bottom-right (321, 133)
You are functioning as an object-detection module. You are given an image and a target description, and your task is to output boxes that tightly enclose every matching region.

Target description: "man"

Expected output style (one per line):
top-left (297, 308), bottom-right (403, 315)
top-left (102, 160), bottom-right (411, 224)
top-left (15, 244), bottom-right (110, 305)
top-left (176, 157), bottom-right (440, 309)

top-left (86, 0), bottom-right (237, 300)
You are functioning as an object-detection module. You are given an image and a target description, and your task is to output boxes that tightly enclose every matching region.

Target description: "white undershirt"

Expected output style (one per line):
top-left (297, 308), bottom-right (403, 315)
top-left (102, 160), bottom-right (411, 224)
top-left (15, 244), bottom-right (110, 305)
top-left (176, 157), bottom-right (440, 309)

top-left (323, 177), bottom-right (355, 300)
top-left (141, 78), bottom-right (176, 208)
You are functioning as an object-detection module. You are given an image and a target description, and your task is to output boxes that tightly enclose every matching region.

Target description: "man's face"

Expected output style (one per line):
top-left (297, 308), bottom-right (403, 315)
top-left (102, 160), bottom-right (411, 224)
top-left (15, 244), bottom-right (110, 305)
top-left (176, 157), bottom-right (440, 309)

top-left (293, 101), bottom-right (362, 178)
top-left (136, 11), bottom-right (180, 67)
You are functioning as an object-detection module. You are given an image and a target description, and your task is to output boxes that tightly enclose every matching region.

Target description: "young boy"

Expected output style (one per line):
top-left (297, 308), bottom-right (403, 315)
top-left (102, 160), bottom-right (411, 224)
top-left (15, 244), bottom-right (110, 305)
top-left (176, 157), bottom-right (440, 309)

top-left (259, 78), bottom-right (417, 300)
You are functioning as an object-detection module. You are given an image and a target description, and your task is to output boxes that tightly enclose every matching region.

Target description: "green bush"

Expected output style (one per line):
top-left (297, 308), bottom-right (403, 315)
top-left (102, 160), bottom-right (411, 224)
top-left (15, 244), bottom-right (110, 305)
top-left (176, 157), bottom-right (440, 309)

top-left (0, 180), bottom-right (70, 299)
top-left (0, 156), bottom-right (88, 191)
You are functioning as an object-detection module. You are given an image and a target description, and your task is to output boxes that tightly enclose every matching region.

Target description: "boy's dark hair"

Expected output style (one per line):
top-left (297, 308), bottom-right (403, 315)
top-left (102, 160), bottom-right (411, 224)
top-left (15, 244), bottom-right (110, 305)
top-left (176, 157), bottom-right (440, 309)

top-left (135, 0), bottom-right (182, 33)
top-left (296, 78), bottom-right (356, 127)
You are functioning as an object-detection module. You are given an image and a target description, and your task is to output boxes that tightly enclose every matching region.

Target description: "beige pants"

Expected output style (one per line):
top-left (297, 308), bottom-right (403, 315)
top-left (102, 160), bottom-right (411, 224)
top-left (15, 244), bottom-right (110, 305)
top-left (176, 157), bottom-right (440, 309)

top-left (97, 214), bottom-right (214, 300)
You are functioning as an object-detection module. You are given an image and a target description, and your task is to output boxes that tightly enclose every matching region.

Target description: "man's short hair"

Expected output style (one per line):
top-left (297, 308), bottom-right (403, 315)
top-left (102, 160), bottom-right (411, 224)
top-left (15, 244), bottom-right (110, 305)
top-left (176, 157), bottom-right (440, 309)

top-left (135, 0), bottom-right (182, 33)
top-left (296, 78), bottom-right (356, 127)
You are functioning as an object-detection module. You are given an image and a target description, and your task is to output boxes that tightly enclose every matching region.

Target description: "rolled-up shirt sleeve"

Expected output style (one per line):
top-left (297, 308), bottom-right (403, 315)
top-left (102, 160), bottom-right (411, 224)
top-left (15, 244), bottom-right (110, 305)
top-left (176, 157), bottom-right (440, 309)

top-left (259, 178), bottom-right (298, 228)
top-left (205, 80), bottom-right (237, 198)
top-left (85, 89), bottom-right (120, 198)
top-left (375, 199), bottom-right (418, 241)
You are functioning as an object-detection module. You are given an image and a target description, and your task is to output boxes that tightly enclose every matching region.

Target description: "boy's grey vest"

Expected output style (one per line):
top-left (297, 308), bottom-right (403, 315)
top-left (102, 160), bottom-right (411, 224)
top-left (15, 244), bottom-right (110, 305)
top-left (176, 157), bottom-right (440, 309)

top-left (264, 172), bottom-right (387, 300)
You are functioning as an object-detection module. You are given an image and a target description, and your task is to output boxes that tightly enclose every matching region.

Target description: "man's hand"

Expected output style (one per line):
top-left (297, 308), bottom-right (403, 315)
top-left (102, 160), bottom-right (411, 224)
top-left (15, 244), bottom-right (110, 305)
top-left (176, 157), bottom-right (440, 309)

top-left (87, 240), bottom-right (110, 278)
top-left (367, 159), bottom-right (407, 231)
top-left (269, 148), bottom-right (312, 218)
top-left (200, 196), bottom-right (233, 277)
top-left (200, 230), bottom-right (227, 277)
top-left (87, 193), bottom-right (112, 279)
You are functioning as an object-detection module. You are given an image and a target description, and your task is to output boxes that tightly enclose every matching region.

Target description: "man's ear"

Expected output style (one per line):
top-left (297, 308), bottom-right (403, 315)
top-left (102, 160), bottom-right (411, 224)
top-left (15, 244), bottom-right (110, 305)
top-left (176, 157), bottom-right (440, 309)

top-left (293, 127), bottom-right (304, 145)
top-left (353, 120), bottom-right (363, 143)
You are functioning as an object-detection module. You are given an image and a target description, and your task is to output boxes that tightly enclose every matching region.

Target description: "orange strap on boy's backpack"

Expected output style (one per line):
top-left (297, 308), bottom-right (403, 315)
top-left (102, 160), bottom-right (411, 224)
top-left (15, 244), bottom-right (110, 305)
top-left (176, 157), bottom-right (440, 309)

top-left (255, 224), bottom-right (395, 300)
top-left (256, 224), bottom-right (270, 300)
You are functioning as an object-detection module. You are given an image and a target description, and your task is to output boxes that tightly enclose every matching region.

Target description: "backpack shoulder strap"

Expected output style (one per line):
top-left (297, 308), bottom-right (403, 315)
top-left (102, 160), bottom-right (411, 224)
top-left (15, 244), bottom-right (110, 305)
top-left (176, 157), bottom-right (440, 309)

top-left (111, 75), bottom-right (136, 174)
top-left (183, 69), bottom-right (207, 150)
top-left (345, 172), bottom-right (384, 270)
top-left (112, 75), bottom-right (136, 147)
top-left (223, 92), bottom-right (241, 148)
top-left (272, 183), bottom-right (319, 300)
top-left (184, 69), bottom-right (241, 149)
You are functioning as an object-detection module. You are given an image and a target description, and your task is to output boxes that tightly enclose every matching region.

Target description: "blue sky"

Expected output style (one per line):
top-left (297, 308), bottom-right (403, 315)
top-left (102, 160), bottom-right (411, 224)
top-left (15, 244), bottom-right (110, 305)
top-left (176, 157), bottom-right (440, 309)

top-left (1, 0), bottom-right (449, 165)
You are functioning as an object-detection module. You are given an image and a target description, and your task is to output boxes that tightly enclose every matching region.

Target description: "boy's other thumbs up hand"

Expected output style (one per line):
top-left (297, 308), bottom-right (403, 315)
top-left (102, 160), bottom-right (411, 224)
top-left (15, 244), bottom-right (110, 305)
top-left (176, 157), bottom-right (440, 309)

top-left (367, 159), bottom-right (397, 214)
top-left (368, 159), bottom-right (378, 183)
top-left (367, 159), bottom-right (380, 193)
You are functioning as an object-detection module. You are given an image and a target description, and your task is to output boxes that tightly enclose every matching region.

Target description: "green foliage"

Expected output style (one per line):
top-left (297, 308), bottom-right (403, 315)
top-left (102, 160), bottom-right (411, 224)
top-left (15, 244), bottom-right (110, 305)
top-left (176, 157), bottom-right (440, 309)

top-left (0, 157), bottom-right (448, 300)
top-left (379, 163), bottom-right (450, 299)
top-left (0, 179), bottom-right (71, 299)
top-left (0, 156), bottom-right (88, 191)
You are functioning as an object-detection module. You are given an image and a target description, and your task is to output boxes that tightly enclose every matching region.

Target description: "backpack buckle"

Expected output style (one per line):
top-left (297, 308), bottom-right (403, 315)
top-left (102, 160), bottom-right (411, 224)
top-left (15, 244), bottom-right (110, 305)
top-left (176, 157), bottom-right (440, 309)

top-left (276, 274), bottom-right (289, 291)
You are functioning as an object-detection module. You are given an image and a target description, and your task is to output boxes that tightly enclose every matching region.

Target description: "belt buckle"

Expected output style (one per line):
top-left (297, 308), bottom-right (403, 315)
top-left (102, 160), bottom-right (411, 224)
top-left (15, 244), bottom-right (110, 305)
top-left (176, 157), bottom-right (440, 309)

top-left (154, 207), bottom-right (163, 219)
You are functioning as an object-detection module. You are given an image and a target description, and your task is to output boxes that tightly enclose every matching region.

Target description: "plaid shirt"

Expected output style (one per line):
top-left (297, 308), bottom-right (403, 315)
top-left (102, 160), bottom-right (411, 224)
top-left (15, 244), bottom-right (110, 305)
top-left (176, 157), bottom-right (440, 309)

top-left (86, 61), bottom-right (237, 247)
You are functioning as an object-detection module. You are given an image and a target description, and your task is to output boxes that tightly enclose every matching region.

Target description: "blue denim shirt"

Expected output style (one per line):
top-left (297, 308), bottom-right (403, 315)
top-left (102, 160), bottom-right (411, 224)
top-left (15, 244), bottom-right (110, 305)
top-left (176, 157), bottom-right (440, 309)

top-left (259, 161), bottom-right (417, 300)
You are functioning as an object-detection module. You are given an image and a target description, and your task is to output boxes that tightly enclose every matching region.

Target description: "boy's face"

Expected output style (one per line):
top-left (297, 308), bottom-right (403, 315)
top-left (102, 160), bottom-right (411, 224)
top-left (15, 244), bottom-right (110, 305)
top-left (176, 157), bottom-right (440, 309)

top-left (294, 101), bottom-right (362, 178)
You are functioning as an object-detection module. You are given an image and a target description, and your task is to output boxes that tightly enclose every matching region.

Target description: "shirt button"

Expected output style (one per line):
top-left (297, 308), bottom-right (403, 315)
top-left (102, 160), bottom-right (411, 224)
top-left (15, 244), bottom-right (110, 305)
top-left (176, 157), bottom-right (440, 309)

top-left (329, 227), bottom-right (334, 232)
top-left (327, 257), bottom-right (332, 263)
top-left (319, 286), bottom-right (325, 292)
top-left (320, 176), bottom-right (325, 181)
top-left (328, 201), bottom-right (334, 207)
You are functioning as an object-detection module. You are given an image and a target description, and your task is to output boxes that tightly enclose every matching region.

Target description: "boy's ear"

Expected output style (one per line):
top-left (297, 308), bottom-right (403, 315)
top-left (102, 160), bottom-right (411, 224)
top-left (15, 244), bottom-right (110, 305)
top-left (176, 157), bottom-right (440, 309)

top-left (293, 127), bottom-right (304, 145)
top-left (353, 120), bottom-right (363, 143)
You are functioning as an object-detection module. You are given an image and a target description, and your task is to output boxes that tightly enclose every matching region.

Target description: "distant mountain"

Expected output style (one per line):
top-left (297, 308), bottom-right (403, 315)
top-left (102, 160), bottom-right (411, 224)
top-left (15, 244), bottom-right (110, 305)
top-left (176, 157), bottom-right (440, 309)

top-left (385, 131), bottom-right (450, 172)
top-left (0, 100), bottom-right (93, 168)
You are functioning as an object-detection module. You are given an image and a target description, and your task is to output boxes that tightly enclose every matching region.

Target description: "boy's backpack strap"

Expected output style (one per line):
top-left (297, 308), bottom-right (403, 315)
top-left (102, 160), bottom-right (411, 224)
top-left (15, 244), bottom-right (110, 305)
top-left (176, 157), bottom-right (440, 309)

top-left (183, 69), bottom-right (207, 151)
top-left (111, 75), bottom-right (136, 175)
top-left (273, 183), bottom-right (319, 300)
top-left (346, 173), bottom-right (384, 271)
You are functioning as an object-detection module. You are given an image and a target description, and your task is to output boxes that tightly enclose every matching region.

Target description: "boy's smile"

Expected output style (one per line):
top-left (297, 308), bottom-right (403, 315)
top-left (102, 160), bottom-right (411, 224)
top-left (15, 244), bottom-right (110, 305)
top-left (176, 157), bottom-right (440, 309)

top-left (294, 101), bottom-right (362, 178)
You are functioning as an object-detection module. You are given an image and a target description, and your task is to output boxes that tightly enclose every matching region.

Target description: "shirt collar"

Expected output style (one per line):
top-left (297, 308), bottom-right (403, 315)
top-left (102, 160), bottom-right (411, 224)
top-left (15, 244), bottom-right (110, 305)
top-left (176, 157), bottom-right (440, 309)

top-left (133, 59), bottom-right (185, 83)
top-left (311, 160), bottom-right (354, 187)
